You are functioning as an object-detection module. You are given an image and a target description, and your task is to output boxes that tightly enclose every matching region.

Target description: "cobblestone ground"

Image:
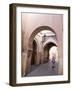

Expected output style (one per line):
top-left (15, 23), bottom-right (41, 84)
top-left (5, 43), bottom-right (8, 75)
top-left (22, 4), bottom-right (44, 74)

top-left (26, 61), bottom-right (58, 77)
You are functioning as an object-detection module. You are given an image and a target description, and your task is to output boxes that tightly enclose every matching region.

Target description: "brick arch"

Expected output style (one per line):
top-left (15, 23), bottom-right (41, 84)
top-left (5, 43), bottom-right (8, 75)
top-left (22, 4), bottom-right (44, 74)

top-left (28, 26), bottom-right (57, 48)
top-left (44, 42), bottom-right (57, 50)
top-left (43, 42), bottom-right (57, 62)
top-left (43, 38), bottom-right (57, 48)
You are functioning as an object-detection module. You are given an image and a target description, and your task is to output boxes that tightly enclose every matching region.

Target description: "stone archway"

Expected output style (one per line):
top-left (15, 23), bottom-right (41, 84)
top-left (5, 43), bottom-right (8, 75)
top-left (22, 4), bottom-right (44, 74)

top-left (43, 42), bottom-right (57, 63)
top-left (25, 26), bottom-right (57, 74)
top-left (43, 38), bottom-right (57, 47)
top-left (28, 26), bottom-right (57, 49)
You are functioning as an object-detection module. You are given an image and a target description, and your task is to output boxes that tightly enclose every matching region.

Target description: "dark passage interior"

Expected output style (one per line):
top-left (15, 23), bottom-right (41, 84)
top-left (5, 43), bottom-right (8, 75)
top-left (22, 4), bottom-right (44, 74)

top-left (31, 40), bottom-right (37, 65)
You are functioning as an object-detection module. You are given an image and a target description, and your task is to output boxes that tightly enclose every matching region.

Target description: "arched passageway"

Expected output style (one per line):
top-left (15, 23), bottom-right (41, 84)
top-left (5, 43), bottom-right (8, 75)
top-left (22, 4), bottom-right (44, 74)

top-left (24, 26), bottom-right (59, 76)
top-left (49, 46), bottom-right (58, 62)
top-left (44, 42), bottom-right (57, 63)
top-left (28, 26), bottom-right (57, 49)
top-left (28, 26), bottom-right (57, 66)
top-left (21, 12), bottom-right (63, 77)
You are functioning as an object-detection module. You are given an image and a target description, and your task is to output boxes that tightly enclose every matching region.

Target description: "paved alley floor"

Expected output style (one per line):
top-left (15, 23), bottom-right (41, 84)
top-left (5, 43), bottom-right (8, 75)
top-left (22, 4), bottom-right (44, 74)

top-left (26, 61), bottom-right (58, 77)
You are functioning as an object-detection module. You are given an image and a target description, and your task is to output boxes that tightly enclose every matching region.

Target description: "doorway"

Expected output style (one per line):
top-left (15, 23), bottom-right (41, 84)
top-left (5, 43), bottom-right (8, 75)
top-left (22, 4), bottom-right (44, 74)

top-left (44, 42), bottom-right (57, 63)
